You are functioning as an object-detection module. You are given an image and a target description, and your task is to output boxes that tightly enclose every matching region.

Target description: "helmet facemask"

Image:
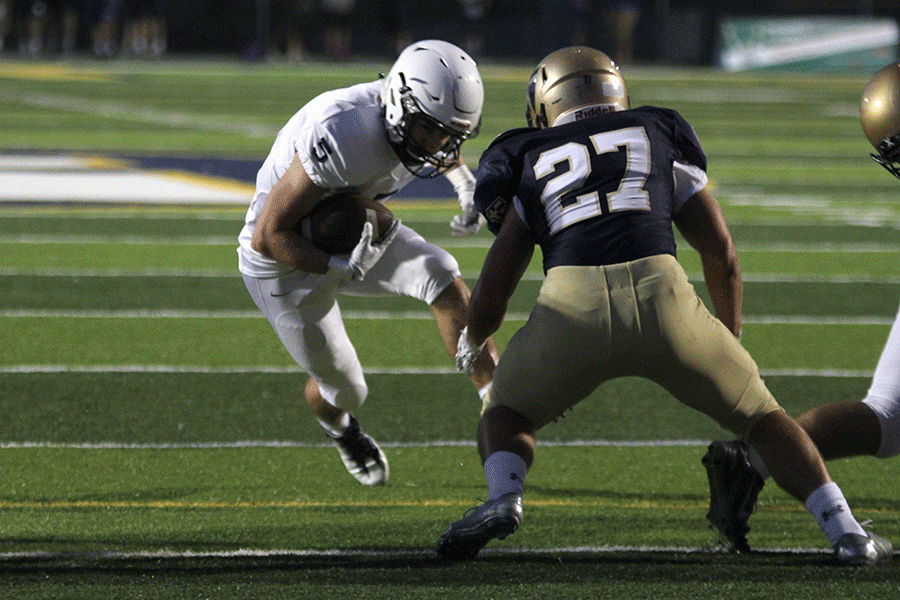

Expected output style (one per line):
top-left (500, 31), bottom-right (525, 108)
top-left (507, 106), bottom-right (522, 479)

top-left (387, 88), bottom-right (473, 178)
top-left (872, 134), bottom-right (900, 180)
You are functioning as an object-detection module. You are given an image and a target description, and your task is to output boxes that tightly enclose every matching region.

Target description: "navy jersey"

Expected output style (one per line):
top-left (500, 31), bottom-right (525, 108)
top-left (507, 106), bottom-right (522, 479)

top-left (474, 106), bottom-right (707, 271)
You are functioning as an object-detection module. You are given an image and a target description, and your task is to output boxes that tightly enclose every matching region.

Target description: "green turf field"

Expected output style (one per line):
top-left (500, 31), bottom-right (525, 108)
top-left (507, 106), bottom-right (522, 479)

top-left (1, 57), bottom-right (900, 598)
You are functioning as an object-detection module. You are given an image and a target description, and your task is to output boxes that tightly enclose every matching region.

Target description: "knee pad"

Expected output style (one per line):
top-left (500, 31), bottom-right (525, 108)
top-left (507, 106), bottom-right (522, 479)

top-left (321, 378), bottom-right (368, 413)
top-left (420, 252), bottom-right (460, 305)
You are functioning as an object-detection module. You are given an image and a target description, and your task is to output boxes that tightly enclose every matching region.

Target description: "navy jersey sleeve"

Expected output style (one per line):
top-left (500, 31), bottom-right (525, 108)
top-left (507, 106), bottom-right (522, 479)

top-left (474, 128), bottom-right (532, 235)
top-left (662, 107), bottom-right (707, 172)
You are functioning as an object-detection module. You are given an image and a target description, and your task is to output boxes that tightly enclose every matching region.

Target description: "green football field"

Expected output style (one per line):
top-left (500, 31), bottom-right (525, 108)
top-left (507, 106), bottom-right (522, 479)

top-left (1, 57), bottom-right (900, 598)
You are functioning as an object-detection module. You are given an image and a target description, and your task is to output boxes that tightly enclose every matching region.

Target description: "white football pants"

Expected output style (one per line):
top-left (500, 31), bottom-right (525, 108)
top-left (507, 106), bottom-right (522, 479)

top-left (863, 299), bottom-right (900, 458)
top-left (242, 224), bottom-right (459, 412)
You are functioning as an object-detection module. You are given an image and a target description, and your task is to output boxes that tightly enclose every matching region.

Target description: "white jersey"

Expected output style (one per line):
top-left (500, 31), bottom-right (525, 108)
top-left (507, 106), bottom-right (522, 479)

top-left (238, 80), bottom-right (417, 278)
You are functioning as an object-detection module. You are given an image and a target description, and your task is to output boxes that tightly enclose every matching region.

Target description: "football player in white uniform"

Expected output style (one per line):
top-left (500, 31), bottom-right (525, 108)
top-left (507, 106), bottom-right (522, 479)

top-left (703, 62), bottom-right (900, 558)
top-left (435, 46), bottom-right (891, 565)
top-left (237, 40), bottom-right (498, 487)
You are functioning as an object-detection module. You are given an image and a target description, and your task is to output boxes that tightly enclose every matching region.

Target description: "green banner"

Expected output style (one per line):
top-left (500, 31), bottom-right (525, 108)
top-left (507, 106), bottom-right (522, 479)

top-left (719, 17), bottom-right (898, 71)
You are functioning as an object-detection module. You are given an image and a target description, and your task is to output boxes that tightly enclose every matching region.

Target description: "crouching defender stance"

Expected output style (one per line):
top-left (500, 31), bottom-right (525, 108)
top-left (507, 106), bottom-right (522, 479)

top-left (701, 62), bottom-right (900, 560)
top-left (435, 46), bottom-right (891, 565)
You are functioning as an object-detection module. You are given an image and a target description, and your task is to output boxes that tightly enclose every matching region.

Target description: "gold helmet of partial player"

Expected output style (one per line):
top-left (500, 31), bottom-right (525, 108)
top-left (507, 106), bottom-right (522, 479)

top-left (861, 62), bottom-right (900, 180)
top-left (526, 46), bottom-right (629, 129)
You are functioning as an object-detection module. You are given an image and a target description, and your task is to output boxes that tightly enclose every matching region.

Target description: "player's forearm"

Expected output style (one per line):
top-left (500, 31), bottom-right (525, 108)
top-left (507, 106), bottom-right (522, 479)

top-left (703, 252), bottom-right (742, 337)
top-left (252, 227), bottom-right (330, 274)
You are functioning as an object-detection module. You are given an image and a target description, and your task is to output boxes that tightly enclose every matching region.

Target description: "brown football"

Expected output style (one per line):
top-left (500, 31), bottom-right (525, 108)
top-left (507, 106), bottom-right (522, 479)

top-left (298, 192), bottom-right (395, 255)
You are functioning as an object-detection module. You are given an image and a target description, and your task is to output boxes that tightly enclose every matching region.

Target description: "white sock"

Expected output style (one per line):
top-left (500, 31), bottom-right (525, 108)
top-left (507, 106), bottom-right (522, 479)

top-left (484, 451), bottom-right (527, 500)
top-left (318, 413), bottom-right (351, 438)
top-left (805, 482), bottom-right (866, 547)
top-left (478, 382), bottom-right (492, 400)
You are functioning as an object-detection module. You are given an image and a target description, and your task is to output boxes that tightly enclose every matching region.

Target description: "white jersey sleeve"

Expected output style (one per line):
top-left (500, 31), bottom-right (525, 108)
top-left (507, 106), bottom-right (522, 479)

top-left (672, 160), bottom-right (709, 212)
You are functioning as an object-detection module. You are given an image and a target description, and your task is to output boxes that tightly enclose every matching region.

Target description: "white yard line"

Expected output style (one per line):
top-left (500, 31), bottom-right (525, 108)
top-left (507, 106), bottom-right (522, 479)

top-left (2, 269), bottom-right (899, 285)
top-left (2, 234), bottom-right (899, 253)
top-left (0, 365), bottom-right (875, 378)
top-left (0, 544), bottom-right (835, 561)
top-left (0, 90), bottom-right (277, 139)
top-left (0, 309), bottom-right (892, 326)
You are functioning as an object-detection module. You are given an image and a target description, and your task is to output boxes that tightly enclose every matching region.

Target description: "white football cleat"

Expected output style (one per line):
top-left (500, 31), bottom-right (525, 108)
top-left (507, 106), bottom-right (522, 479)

top-left (332, 415), bottom-right (388, 486)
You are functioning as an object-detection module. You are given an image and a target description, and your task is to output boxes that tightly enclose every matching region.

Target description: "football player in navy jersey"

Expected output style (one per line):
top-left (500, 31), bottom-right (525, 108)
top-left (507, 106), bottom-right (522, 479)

top-left (435, 46), bottom-right (891, 565)
top-left (702, 62), bottom-right (900, 560)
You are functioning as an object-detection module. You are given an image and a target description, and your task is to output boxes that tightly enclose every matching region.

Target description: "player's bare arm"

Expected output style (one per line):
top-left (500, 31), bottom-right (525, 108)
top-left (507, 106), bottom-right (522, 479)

top-left (673, 186), bottom-right (742, 337)
top-left (251, 152), bottom-right (330, 273)
top-left (467, 208), bottom-right (535, 346)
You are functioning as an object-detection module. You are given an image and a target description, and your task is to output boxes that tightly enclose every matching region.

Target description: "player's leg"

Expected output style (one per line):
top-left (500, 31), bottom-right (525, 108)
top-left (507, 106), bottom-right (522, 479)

top-left (280, 305), bottom-right (388, 486)
top-left (305, 376), bottom-right (388, 486)
top-left (745, 410), bottom-right (891, 564)
top-left (429, 276), bottom-right (498, 391)
top-left (795, 401), bottom-right (881, 460)
top-left (438, 269), bottom-right (609, 560)
top-left (643, 255), bottom-right (890, 563)
top-left (349, 225), bottom-right (498, 393)
top-left (798, 301), bottom-right (900, 459)
top-left (243, 272), bottom-right (387, 486)
top-left (709, 300), bottom-right (900, 552)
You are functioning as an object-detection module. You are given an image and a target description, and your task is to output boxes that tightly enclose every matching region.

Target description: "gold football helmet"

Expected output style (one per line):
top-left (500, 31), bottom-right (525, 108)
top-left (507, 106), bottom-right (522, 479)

top-left (526, 46), bottom-right (629, 129)
top-left (860, 62), bottom-right (900, 180)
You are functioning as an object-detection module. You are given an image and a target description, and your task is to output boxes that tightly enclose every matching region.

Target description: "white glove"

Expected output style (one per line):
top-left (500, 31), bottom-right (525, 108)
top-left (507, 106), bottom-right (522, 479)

top-left (328, 219), bottom-right (401, 281)
top-left (446, 165), bottom-right (486, 237)
top-left (451, 203), bottom-right (486, 237)
top-left (455, 326), bottom-right (486, 376)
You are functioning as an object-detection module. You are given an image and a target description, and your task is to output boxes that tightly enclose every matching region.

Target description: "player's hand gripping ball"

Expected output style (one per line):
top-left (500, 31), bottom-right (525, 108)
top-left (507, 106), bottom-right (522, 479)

top-left (299, 193), bottom-right (395, 255)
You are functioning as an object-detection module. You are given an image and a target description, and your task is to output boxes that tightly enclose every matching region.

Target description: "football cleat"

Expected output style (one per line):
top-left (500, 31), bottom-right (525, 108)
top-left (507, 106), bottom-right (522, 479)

top-left (435, 493), bottom-right (523, 561)
top-left (834, 532), bottom-right (893, 566)
top-left (332, 415), bottom-right (388, 486)
top-left (702, 440), bottom-right (765, 553)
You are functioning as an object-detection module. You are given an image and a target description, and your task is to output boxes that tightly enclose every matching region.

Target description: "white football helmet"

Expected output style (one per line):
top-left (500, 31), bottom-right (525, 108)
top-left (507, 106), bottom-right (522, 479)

top-left (861, 62), bottom-right (900, 180)
top-left (381, 39), bottom-right (483, 177)
top-left (526, 46), bottom-right (628, 129)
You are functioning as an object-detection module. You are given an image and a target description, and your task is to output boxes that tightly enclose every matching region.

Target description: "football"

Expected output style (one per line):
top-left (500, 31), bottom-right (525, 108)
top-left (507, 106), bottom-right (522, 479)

top-left (299, 193), bottom-right (395, 254)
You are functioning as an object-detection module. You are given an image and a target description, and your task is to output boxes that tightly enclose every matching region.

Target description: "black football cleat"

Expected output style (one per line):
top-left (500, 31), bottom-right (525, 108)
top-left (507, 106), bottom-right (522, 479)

top-left (436, 493), bottom-right (523, 561)
top-left (702, 440), bottom-right (764, 553)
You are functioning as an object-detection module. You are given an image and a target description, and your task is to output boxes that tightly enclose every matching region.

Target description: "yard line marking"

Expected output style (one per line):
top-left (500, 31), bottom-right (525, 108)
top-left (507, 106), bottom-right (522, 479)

top-left (0, 365), bottom-right (875, 377)
top-left (1, 269), bottom-right (899, 284)
top-left (0, 309), bottom-right (893, 325)
top-left (0, 269), bottom-right (239, 277)
top-left (0, 545), bottom-right (842, 562)
top-left (0, 235), bottom-right (239, 244)
top-left (4, 234), bottom-right (900, 253)
top-left (0, 90), bottom-right (277, 139)
top-left (0, 497), bottom-right (721, 511)
top-left (0, 440), bottom-right (712, 450)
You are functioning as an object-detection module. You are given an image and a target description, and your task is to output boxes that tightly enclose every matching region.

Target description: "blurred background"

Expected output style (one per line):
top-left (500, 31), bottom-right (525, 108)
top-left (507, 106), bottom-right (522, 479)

top-left (0, 0), bottom-right (897, 70)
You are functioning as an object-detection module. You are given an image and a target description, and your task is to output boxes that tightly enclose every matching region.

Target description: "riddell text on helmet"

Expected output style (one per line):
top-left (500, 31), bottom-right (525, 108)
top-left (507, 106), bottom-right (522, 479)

top-left (573, 105), bottom-right (618, 121)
